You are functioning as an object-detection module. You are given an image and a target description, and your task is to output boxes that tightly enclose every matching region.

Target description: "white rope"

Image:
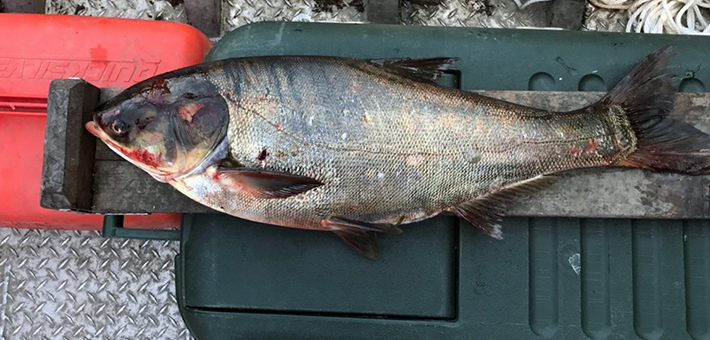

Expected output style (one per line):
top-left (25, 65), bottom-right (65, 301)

top-left (512, 0), bottom-right (554, 9)
top-left (592, 0), bottom-right (710, 34)
top-left (589, 0), bottom-right (632, 10)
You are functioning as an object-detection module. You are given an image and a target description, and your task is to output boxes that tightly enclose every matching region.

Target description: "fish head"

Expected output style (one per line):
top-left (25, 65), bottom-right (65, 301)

top-left (86, 73), bottom-right (229, 183)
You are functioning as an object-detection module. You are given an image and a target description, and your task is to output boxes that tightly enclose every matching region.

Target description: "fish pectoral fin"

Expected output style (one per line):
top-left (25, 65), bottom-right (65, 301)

top-left (448, 175), bottom-right (560, 239)
top-left (366, 57), bottom-right (458, 84)
top-left (332, 229), bottom-right (378, 261)
top-left (216, 167), bottom-right (323, 199)
top-left (323, 216), bottom-right (403, 235)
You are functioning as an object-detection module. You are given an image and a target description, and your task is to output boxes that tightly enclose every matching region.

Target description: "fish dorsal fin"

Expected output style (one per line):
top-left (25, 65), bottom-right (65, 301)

top-left (323, 216), bottom-right (404, 260)
top-left (367, 57), bottom-right (458, 84)
top-left (216, 167), bottom-right (323, 199)
top-left (448, 175), bottom-right (559, 239)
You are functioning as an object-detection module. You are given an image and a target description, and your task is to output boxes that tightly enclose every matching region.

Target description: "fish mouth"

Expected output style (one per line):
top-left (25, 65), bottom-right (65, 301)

top-left (85, 121), bottom-right (101, 138)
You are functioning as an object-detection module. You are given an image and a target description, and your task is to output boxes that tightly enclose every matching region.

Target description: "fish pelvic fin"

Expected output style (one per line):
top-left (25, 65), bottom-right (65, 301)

top-left (332, 229), bottom-right (378, 261)
top-left (448, 175), bottom-right (559, 239)
top-left (603, 46), bottom-right (710, 175)
top-left (323, 217), bottom-right (403, 235)
top-left (323, 217), bottom-right (404, 260)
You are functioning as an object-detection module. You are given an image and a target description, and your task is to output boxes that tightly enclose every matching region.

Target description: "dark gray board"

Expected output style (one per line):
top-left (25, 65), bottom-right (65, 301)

top-left (43, 85), bottom-right (710, 217)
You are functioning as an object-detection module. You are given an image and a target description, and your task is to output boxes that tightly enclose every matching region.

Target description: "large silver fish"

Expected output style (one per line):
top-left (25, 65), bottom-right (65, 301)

top-left (86, 47), bottom-right (710, 259)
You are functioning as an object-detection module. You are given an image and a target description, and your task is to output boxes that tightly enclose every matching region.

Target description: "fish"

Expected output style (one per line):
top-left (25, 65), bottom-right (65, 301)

top-left (86, 46), bottom-right (710, 259)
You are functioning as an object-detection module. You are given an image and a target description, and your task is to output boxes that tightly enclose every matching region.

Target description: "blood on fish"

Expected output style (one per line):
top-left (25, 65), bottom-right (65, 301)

top-left (146, 78), bottom-right (168, 104)
top-left (570, 147), bottom-right (580, 156)
top-left (257, 148), bottom-right (269, 161)
top-left (586, 139), bottom-right (598, 153)
top-left (124, 148), bottom-right (162, 168)
top-left (275, 121), bottom-right (282, 131)
top-left (150, 78), bottom-right (167, 89)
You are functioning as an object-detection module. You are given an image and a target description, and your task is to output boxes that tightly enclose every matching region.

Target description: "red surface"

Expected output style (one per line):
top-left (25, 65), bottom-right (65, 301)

top-left (0, 14), bottom-right (213, 230)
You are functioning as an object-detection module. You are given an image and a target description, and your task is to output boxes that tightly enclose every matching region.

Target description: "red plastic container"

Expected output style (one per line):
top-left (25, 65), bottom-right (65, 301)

top-left (0, 14), bottom-right (213, 229)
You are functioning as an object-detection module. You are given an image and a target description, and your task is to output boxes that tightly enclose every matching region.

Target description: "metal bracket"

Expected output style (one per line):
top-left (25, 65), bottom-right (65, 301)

top-left (184, 0), bottom-right (221, 38)
top-left (364, 0), bottom-right (400, 24)
top-left (1, 0), bottom-right (45, 13)
top-left (102, 215), bottom-right (181, 240)
top-left (546, 0), bottom-right (586, 30)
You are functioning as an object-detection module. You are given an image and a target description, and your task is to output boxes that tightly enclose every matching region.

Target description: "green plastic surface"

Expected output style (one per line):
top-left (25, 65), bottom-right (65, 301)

top-left (180, 214), bottom-right (456, 318)
top-left (177, 22), bottom-right (710, 339)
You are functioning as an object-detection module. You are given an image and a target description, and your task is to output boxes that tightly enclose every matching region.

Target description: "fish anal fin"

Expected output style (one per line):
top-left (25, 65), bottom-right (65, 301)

top-left (449, 175), bottom-right (559, 239)
top-left (216, 167), bottom-right (323, 199)
top-left (367, 57), bottom-right (458, 84)
top-left (332, 229), bottom-right (378, 260)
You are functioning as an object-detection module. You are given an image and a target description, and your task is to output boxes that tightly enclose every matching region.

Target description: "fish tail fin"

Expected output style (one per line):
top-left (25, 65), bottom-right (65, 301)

top-left (604, 46), bottom-right (710, 175)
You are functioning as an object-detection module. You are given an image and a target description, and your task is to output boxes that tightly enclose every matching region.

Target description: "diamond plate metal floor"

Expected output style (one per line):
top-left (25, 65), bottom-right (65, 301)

top-left (3, 1), bottom-right (633, 339)
top-left (0, 228), bottom-right (189, 340)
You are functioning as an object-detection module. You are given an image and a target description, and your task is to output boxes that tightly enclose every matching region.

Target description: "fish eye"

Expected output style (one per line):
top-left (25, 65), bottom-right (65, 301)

top-left (109, 120), bottom-right (129, 137)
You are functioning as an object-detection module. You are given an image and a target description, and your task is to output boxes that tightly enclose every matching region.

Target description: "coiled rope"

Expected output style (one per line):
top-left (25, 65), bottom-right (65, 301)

top-left (589, 0), bottom-right (710, 34)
